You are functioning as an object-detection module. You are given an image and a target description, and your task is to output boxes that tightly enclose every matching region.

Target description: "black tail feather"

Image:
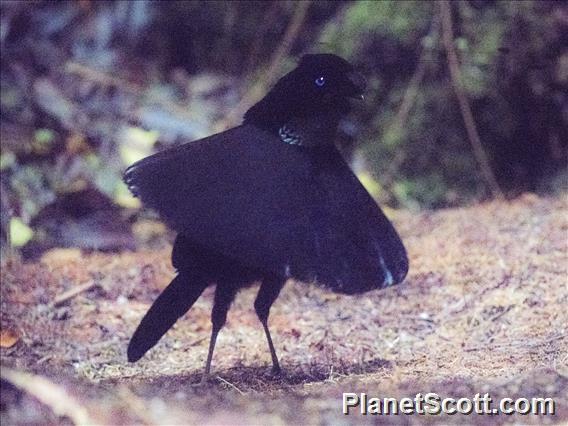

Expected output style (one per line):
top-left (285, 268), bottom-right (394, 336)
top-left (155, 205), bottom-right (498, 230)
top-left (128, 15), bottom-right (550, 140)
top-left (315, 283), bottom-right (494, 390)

top-left (127, 272), bottom-right (208, 362)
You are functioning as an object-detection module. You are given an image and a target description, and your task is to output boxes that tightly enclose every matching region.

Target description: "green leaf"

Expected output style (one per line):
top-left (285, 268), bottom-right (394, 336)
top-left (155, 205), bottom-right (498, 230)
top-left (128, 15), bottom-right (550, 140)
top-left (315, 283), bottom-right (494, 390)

top-left (9, 217), bottom-right (34, 247)
top-left (119, 127), bottom-right (160, 165)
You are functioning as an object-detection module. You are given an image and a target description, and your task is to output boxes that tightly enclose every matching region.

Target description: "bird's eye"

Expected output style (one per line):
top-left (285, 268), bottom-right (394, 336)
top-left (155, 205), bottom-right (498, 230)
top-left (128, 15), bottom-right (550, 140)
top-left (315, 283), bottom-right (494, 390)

top-left (315, 76), bottom-right (325, 87)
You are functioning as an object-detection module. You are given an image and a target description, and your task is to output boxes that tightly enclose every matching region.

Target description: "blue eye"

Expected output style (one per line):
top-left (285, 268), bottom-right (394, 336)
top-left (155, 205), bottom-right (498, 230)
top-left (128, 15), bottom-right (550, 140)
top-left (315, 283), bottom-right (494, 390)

top-left (315, 76), bottom-right (325, 87)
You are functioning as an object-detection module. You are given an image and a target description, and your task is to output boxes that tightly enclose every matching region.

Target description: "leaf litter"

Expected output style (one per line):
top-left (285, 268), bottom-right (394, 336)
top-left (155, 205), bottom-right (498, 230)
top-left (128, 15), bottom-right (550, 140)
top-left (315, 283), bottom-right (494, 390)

top-left (1, 193), bottom-right (566, 424)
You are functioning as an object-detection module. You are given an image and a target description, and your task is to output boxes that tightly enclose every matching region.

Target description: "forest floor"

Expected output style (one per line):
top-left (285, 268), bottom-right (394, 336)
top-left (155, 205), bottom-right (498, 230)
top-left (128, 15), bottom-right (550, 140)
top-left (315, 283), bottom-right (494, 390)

top-left (1, 193), bottom-right (566, 425)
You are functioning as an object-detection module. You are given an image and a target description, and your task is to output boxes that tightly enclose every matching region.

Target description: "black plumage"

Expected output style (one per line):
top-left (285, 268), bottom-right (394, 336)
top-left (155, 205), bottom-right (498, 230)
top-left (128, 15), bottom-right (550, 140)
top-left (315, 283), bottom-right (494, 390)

top-left (125, 54), bottom-right (408, 381)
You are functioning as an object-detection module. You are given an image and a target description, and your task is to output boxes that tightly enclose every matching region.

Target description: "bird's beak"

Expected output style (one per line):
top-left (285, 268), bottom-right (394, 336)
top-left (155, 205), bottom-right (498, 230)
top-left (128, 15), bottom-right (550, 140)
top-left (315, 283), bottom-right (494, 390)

top-left (347, 71), bottom-right (366, 100)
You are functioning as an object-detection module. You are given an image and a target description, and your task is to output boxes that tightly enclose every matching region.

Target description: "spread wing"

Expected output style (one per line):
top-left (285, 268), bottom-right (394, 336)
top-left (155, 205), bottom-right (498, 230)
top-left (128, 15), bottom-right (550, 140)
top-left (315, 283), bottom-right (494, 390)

top-left (125, 124), bottom-right (408, 293)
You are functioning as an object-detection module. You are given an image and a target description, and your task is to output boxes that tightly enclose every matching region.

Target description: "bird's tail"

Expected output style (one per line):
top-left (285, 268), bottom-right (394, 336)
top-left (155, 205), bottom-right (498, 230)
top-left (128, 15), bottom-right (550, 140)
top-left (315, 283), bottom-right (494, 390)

top-left (127, 272), bottom-right (208, 362)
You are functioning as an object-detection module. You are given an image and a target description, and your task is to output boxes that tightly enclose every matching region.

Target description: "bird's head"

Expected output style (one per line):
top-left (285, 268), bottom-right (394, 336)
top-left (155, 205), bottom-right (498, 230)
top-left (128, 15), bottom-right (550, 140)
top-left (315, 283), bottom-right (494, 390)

top-left (287, 54), bottom-right (366, 104)
top-left (244, 54), bottom-right (365, 134)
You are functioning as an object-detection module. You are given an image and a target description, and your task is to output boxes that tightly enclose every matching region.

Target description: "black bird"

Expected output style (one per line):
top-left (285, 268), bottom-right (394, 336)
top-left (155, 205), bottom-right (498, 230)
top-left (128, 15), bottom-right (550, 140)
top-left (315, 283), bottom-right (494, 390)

top-left (124, 54), bottom-right (408, 381)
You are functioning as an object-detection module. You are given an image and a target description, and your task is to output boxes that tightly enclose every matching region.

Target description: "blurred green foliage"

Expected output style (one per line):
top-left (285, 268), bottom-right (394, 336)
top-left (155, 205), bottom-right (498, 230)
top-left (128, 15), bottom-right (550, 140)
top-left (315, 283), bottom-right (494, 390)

top-left (321, 0), bottom-right (566, 207)
top-left (0, 0), bottom-right (566, 254)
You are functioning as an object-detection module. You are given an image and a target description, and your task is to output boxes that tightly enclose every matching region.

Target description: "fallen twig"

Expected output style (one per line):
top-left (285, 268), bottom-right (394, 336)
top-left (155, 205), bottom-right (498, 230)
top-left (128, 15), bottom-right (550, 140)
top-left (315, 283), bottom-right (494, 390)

top-left (0, 367), bottom-right (94, 425)
top-left (51, 281), bottom-right (98, 307)
top-left (216, 375), bottom-right (245, 395)
top-left (488, 305), bottom-right (514, 322)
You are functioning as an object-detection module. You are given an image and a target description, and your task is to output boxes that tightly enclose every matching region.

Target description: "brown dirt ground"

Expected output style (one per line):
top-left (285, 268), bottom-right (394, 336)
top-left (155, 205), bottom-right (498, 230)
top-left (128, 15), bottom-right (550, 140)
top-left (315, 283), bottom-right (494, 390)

top-left (1, 193), bottom-right (567, 425)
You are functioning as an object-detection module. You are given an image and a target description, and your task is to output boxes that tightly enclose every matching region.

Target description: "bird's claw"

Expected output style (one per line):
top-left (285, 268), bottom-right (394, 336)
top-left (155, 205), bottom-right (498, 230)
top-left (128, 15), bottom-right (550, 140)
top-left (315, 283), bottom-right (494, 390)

top-left (189, 373), bottom-right (211, 387)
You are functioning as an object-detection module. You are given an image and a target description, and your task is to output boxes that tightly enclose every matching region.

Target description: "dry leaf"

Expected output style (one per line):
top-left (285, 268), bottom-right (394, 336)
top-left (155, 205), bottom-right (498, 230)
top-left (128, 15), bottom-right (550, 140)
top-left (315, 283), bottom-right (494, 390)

top-left (0, 329), bottom-right (20, 348)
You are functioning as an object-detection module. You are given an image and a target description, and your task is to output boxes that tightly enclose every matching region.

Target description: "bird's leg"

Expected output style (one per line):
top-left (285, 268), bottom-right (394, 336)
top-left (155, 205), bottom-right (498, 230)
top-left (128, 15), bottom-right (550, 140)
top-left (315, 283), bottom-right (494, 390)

top-left (201, 283), bottom-right (238, 384)
top-left (254, 275), bottom-right (286, 374)
top-left (202, 328), bottom-right (219, 382)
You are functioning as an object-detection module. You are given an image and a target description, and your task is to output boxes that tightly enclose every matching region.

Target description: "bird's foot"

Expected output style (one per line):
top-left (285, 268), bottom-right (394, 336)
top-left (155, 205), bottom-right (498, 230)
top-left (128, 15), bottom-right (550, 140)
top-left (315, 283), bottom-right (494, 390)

top-left (199, 373), bottom-right (211, 385)
top-left (270, 365), bottom-right (282, 377)
top-left (189, 373), bottom-right (211, 387)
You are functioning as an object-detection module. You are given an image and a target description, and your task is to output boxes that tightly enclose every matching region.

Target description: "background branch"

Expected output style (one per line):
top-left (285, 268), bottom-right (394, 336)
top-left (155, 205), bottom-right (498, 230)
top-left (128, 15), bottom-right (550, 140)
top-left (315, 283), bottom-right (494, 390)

top-left (439, 0), bottom-right (504, 199)
top-left (380, 13), bottom-right (441, 193)
top-left (217, 1), bottom-right (311, 130)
